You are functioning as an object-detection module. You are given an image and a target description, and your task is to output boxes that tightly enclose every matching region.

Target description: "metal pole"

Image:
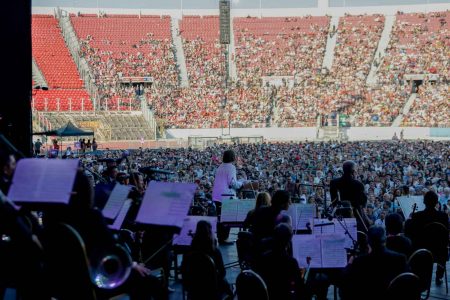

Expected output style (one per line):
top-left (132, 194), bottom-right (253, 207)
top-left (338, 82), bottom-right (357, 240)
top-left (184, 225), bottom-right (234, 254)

top-left (259, 0), bottom-right (262, 18)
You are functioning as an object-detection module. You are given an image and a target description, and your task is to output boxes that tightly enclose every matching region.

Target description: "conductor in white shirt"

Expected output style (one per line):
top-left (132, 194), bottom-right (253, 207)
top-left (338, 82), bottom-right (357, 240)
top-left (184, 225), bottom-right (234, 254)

top-left (212, 150), bottom-right (245, 245)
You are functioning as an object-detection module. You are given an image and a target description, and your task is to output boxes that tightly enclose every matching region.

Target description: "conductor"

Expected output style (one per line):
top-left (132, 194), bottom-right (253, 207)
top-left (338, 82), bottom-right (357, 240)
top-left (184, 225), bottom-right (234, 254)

top-left (330, 160), bottom-right (369, 231)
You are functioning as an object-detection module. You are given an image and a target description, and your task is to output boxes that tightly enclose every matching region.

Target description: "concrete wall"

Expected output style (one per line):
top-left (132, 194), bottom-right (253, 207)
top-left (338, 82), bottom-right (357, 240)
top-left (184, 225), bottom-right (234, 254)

top-left (166, 127), bottom-right (450, 141)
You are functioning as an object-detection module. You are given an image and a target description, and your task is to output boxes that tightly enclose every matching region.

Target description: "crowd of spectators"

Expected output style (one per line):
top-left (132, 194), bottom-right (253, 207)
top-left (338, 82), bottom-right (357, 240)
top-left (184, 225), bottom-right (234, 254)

top-left (73, 15), bottom-right (178, 111)
top-left (403, 82), bottom-right (450, 127)
top-left (80, 141), bottom-right (450, 219)
top-left (69, 13), bottom-right (448, 129)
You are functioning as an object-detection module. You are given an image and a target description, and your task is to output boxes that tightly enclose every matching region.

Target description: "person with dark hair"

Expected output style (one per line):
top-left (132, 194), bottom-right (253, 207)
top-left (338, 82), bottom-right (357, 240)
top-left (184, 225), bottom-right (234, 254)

top-left (254, 223), bottom-right (306, 300)
top-left (330, 160), bottom-right (369, 231)
top-left (250, 190), bottom-right (292, 245)
top-left (341, 226), bottom-right (408, 300)
top-left (34, 139), bottom-right (42, 156)
top-left (187, 220), bottom-right (233, 298)
top-left (212, 149), bottom-right (246, 244)
top-left (243, 192), bottom-right (271, 230)
top-left (385, 213), bottom-right (413, 258)
top-left (405, 191), bottom-right (449, 284)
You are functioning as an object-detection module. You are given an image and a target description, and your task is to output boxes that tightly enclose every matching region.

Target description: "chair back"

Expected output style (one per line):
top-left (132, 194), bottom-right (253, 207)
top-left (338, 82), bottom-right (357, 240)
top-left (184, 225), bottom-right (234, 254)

top-left (182, 251), bottom-right (219, 300)
top-left (42, 222), bottom-right (96, 300)
top-left (421, 222), bottom-right (449, 263)
top-left (236, 270), bottom-right (269, 300)
top-left (408, 249), bottom-right (433, 293)
top-left (237, 231), bottom-right (254, 269)
top-left (387, 272), bottom-right (421, 300)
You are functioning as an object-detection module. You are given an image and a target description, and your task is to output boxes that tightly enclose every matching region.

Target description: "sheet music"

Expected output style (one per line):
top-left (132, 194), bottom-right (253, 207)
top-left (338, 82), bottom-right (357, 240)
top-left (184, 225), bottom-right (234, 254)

top-left (221, 199), bottom-right (256, 223)
top-left (335, 218), bottom-right (357, 249)
top-left (292, 235), bottom-right (322, 268)
top-left (321, 234), bottom-right (347, 268)
top-left (237, 199), bottom-right (256, 222)
top-left (313, 219), bottom-right (336, 234)
top-left (220, 200), bottom-right (239, 222)
top-left (109, 199), bottom-right (132, 230)
top-left (173, 216), bottom-right (217, 246)
top-left (135, 181), bottom-right (196, 228)
top-left (292, 234), bottom-right (347, 268)
top-left (102, 184), bottom-right (131, 220)
top-left (286, 204), bottom-right (316, 230)
top-left (8, 159), bottom-right (79, 205)
top-left (398, 196), bottom-right (424, 218)
top-left (313, 218), bottom-right (357, 249)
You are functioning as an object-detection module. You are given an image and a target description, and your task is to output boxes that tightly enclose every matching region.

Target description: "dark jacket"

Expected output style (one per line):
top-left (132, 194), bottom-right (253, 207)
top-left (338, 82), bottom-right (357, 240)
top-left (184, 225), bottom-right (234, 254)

top-left (330, 175), bottom-right (367, 209)
top-left (342, 247), bottom-right (408, 300)
top-left (250, 205), bottom-right (282, 243)
top-left (405, 207), bottom-right (449, 261)
top-left (254, 248), bottom-right (305, 300)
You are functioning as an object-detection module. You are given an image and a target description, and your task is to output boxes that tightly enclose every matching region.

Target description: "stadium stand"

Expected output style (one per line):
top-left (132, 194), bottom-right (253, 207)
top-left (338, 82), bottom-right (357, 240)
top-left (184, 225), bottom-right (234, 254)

top-left (72, 14), bottom-right (178, 111)
top-left (32, 11), bottom-right (449, 134)
top-left (32, 15), bottom-right (93, 111)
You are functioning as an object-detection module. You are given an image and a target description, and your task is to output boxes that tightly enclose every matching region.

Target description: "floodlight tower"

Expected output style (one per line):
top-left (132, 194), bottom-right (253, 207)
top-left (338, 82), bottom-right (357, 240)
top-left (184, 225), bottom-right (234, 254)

top-left (219, 0), bottom-right (231, 136)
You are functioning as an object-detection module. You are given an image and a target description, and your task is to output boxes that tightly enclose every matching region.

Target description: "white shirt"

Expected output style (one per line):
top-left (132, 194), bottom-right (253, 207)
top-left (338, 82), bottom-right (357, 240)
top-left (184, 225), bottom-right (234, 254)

top-left (212, 163), bottom-right (243, 202)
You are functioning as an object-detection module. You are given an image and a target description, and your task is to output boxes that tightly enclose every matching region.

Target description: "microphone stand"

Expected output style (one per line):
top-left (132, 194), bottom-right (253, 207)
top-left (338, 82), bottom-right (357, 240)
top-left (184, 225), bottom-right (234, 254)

top-left (335, 215), bottom-right (358, 253)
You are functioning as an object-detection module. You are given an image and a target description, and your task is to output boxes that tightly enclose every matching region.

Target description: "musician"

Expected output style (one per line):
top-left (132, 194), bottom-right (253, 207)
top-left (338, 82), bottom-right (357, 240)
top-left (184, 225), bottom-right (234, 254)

top-left (253, 223), bottom-right (307, 300)
top-left (405, 191), bottom-right (449, 285)
top-left (341, 226), bottom-right (408, 300)
top-left (250, 190), bottom-right (291, 246)
top-left (330, 161), bottom-right (368, 231)
top-left (43, 170), bottom-right (167, 300)
top-left (0, 191), bottom-right (47, 300)
top-left (385, 213), bottom-right (412, 258)
top-left (212, 150), bottom-right (245, 244)
top-left (185, 220), bottom-right (233, 298)
top-left (243, 192), bottom-right (271, 231)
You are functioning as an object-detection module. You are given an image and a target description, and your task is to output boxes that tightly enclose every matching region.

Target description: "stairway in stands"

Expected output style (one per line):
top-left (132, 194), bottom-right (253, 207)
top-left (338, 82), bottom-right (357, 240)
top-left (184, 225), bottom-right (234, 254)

top-left (391, 93), bottom-right (417, 127)
top-left (32, 58), bottom-right (48, 89)
top-left (366, 15), bottom-right (396, 85)
top-left (322, 16), bottom-right (340, 71)
top-left (171, 17), bottom-right (189, 87)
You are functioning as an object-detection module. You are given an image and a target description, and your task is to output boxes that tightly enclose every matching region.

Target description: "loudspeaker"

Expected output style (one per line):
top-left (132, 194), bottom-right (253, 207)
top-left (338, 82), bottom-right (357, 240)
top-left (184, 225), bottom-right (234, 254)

top-left (219, 0), bottom-right (231, 44)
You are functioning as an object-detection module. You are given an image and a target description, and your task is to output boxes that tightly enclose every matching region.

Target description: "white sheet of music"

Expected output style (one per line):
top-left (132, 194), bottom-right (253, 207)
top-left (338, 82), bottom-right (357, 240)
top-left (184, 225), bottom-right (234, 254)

top-left (220, 199), bottom-right (240, 222)
top-left (321, 234), bottom-right (347, 268)
top-left (292, 235), bottom-right (322, 268)
top-left (313, 218), bottom-right (357, 249)
top-left (313, 219), bottom-right (336, 234)
top-left (8, 158), bottom-right (79, 205)
top-left (109, 199), bottom-right (132, 230)
top-left (236, 199), bottom-right (256, 222)
top-left (173, 216), bottom-right (217, 246)
top-left (398, 196), bottom-right (425, 218)
top-left (102, 184), bottom-right (131, 220)
top-left (286, 204), bottom-right (316, 230)
top-left (293, 234), bottom-right (347, 268)
top-left (135, 181), bottom-right (196, 228)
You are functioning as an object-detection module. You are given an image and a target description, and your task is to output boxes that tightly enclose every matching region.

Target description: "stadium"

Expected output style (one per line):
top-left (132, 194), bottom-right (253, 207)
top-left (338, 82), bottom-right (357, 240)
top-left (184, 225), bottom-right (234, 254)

top-left (0, 0), bottom-right (449, 299)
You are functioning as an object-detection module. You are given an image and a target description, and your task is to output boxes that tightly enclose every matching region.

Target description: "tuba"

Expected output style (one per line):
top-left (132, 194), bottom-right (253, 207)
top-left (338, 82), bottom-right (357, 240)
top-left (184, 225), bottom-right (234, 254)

top-left (90, 243), bottom-right (133, 289)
